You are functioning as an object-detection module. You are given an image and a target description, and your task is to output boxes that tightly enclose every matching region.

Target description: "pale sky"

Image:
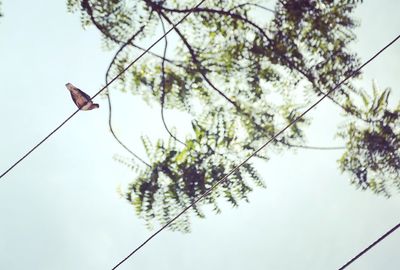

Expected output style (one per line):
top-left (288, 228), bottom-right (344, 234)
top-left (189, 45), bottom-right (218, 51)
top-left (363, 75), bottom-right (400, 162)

top-left (0, 1), bottom-right (399, 270)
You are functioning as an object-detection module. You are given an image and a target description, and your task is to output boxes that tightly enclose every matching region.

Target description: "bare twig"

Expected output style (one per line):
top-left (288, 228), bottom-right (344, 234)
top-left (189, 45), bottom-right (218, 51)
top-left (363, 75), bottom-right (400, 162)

top-left (104, 26), bottom-right (151, 167)
top-left (158, 13), bottom-right (186, 146)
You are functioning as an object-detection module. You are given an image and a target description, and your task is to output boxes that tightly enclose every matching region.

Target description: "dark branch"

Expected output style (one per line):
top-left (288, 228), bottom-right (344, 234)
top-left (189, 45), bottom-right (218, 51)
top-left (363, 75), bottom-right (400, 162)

top-left (156, 9), bottom-right (240, 111)
top-left (81, 0), bottom-right (181, 67)
top-left (158, 13), bottom-right (186, 146)
top-left (104, 24), bottom-right (151, 167)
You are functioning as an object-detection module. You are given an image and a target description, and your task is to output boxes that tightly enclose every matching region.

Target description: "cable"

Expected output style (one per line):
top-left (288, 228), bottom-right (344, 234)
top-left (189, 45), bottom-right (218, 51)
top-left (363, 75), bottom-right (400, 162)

top-left (0, 110), bottom-right (80, 179)
top-left (338, 222), bottom-right (400, 270)
top-left (0, 0), bottom-right (207, 180)
top-left (111, 34), bottom-right (400, 269)
top-left (1, 2), bottom-right (398, 268)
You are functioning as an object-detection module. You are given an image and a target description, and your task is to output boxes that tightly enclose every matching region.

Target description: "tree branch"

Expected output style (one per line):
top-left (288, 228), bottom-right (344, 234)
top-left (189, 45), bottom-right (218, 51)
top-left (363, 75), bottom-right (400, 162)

top-left (102, 0), bottom-right (349, 156)
top-left (158, 13), bottom-right (186, 146)
top-left (104, 24), bottom-right (151, 167)
top-left (155, 9), bottom-right (240, 111)
top-left (81, 0), bottom-right (181, 67)
top-left (151, 1), bottom-right (370, 123)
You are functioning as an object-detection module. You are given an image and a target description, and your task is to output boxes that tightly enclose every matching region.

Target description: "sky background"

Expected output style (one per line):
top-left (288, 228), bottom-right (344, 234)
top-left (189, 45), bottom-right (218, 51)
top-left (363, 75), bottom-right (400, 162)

top-left (0, 1), bottom-right (399, 269)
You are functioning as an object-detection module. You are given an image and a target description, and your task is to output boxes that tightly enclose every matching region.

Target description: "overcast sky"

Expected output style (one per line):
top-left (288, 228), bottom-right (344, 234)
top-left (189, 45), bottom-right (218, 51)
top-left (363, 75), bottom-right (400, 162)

top-left (0, 1), bottom-right (399, 270)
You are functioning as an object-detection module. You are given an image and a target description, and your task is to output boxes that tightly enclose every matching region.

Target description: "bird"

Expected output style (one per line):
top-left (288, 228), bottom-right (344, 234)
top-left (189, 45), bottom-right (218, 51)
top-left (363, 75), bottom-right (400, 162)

top-left (65, 83), bottom-right (99, 110)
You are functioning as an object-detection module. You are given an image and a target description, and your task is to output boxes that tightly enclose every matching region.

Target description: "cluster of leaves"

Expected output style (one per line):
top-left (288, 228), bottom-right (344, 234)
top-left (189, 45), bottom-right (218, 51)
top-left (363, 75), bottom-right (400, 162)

top-left (67, 0), bottom-right (399, 231)
top-left (338, 83), bottom-right (400, 197)
top-left (269, 0), bottom-right (361, 98)
top-left (117, 110), bottom-right (265, 231)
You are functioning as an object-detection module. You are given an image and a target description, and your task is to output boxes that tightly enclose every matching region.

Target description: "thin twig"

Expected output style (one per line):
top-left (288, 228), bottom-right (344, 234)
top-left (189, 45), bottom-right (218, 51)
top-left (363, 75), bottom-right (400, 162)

top-left (105, 27), bottom-right (151, 168)
top-left (158, 13), bottom-right (186, 146)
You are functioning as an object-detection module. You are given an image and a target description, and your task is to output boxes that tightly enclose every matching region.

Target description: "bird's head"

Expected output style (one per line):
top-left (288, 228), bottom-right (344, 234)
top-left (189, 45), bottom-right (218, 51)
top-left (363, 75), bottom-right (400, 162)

top-left (65, 83), bottom-right (74, 91)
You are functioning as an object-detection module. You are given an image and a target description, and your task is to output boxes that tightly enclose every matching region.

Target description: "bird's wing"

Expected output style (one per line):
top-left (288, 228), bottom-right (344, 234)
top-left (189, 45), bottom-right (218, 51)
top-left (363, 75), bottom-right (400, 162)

top-left (66, 83), bottom-right (98, 110)
top-left (75, 88), bottom-right (92, 101)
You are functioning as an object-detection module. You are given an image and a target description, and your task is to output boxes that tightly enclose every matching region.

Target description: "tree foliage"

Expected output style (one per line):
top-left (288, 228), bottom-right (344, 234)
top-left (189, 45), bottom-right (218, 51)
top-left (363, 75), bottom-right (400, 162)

top-left (67, 0), bottom-right (399, 231)
top-left (338, 82), bottom-right (400, 197)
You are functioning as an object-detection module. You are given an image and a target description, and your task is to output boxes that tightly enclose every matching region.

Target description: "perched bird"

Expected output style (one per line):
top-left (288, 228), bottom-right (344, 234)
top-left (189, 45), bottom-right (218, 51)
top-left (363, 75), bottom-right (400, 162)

top-left (65, 83), bottom-right (99, 110)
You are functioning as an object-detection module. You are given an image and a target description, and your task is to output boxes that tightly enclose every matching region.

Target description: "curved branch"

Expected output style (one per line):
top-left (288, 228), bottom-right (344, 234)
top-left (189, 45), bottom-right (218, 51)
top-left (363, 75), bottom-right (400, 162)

top-left (81, 0), bottom-right (181, 67)
top-left (158, 13), bottom-right (186, 146)
top-left (104, 26), bottom-right (151, 168)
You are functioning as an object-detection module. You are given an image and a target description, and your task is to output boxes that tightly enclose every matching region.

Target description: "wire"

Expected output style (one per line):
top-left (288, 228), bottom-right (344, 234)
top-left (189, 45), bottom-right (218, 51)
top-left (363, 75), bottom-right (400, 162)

top-left (338, 222), bottom-right (400, 270)
top-left (111, 34), bottom-right (400, 270)
top-left (0, 0), bottom-right (207, 180)
top-left (1, 2), bottom-right (398, 268)
top-left (0, 110), bottom-right (80, 179)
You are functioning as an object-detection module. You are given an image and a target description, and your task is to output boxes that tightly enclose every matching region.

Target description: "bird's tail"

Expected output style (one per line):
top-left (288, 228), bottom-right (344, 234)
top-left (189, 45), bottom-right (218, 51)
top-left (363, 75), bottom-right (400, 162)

top-left (90, 103), bottom-right (100, 109)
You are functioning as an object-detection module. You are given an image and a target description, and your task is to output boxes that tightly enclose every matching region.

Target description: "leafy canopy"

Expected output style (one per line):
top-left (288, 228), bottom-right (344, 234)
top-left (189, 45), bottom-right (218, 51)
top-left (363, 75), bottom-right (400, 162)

top-left (67, 0), bottom-right (400, 232)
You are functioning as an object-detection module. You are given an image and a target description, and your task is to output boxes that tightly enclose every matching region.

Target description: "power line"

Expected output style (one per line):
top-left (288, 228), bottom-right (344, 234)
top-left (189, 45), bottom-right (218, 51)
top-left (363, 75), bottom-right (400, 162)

top-left (338, 222), bottom-right (400, 270)
top-left (111, 34), bottom-right (400, 269)
top-left (0, 110), bottom-right (80, 179)
top-left (0, 0), bottom-right (207, 180)
top-left (1, 2), bottom-right (398, 268)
